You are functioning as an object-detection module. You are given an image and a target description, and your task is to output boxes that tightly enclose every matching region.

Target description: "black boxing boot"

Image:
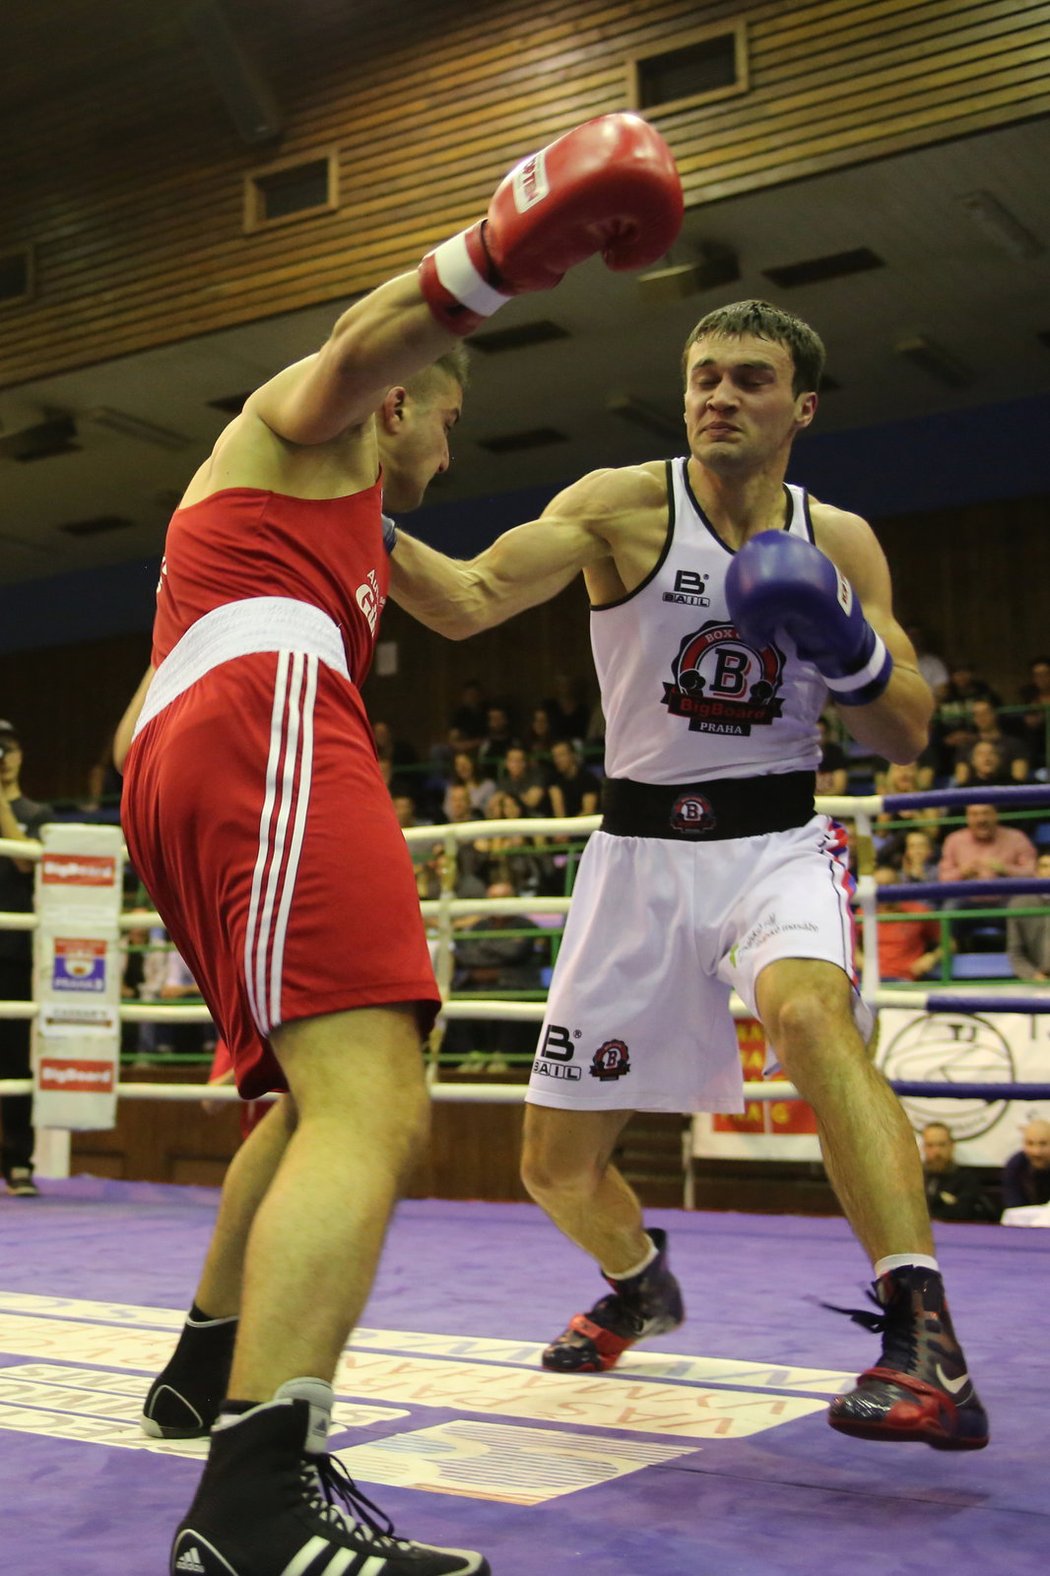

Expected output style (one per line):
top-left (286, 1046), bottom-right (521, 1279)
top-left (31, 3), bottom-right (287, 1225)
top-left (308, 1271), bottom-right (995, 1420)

top-left (827, 1265), bottom-right (989, 1449)
top-left (541, 1228), bottom-right (684, 1373)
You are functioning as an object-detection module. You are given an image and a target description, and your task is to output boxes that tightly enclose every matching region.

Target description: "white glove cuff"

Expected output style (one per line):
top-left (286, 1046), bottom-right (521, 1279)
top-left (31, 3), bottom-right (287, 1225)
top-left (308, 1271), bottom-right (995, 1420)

top-left (430, 231), bottom-right (511, 318)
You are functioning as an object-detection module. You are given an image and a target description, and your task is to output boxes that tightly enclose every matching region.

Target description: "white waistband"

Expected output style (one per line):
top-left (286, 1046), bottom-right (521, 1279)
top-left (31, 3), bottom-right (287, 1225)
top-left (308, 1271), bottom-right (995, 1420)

top-left (134, 598), bottom-right (350, 737)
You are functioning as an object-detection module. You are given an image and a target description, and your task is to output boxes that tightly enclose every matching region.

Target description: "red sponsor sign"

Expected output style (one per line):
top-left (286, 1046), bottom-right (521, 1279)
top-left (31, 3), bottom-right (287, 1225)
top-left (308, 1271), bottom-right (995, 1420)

top-left (41, 854), bottom-right (117, 887)
top-left (712, 1018), bottom-right (817, 1136)
top-left (38, 1059), bottom-right (115, 1093)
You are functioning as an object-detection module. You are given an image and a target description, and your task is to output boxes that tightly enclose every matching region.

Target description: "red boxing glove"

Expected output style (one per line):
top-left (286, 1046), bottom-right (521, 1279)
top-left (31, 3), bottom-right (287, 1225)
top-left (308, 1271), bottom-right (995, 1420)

top-left (419, 113), bottom-right (683, 335)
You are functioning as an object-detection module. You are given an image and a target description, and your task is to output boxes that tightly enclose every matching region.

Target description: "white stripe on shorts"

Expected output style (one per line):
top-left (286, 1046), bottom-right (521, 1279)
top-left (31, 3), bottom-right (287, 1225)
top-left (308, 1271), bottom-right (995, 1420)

top-left (244, 651), bottom-right (318, 1036)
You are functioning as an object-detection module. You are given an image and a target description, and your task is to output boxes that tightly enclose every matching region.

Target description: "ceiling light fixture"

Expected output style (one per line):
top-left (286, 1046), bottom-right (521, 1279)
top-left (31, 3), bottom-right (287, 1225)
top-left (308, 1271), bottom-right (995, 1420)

top-left (607, 394), bottom-right (684, 443)
top-left (84, 407), bottom-right (191, 450)
top-left (958, 190), bottom-right (1044, 260)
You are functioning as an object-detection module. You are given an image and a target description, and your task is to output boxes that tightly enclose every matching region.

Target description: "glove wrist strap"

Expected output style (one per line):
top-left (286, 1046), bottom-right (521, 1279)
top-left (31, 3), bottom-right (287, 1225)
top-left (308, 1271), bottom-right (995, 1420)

top-left (429, 229), bottom-right (511, 318)
top-left (822, 631), bottom-right (894, 706)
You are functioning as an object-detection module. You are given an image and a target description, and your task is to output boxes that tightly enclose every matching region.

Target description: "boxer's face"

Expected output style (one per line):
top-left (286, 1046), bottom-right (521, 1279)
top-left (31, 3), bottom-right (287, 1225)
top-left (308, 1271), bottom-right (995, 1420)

top-left (380, 369), bottom-right (463, 511)
top-left (684, 333), bottom-right (816, 475)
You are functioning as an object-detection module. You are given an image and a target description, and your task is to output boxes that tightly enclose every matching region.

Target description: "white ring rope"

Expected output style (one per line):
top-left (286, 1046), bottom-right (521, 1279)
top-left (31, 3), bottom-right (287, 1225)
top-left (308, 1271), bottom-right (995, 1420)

top-left (3, 789), bottom-right (1049, 1115)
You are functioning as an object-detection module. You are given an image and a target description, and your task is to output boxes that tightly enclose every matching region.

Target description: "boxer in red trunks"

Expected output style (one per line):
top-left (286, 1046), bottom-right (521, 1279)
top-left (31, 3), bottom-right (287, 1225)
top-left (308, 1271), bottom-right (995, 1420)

top-left (116, 114), bottom-right (683, 1576)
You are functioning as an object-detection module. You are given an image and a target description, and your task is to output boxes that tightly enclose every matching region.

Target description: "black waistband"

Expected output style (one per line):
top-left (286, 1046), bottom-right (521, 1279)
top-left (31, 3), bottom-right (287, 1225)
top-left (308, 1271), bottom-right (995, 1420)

top-left (601, 772), bottom-right (816, 842)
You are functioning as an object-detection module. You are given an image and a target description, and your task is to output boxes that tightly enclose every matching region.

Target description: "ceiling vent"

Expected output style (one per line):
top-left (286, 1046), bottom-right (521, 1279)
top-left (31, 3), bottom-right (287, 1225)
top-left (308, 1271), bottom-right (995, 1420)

top-left (57, 515), bottom-right (135, 538)
top-left (629, 20), bottom-right (748, 115)
top-left (0, 247), bottom-right (33, 306)
top-left (469, 321), bottom-right (569, 354)
top-left (894, 336), bottom-right (974, 388)
top-left (637, 243), bottom-right (740, 301)
top-left (477, 427), bottom-right (568, 454)
top-left (208, 391), bottom-right (251, 414)
top-left (958, 190), bottom-right (1043, 260)
top-left (84, 407), bottom-right (190, 449)
top-left (0, 414), bottom-right (79, 462)
top-left (763, 248), bottom-right (884, 289)
top-left (607, 394), bottom-right (683, 444)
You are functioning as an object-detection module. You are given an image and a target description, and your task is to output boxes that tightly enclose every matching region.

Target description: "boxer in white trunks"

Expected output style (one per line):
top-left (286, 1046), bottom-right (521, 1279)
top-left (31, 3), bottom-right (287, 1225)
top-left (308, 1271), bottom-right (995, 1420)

top-left (389, 298), bottom-right (989, 1453)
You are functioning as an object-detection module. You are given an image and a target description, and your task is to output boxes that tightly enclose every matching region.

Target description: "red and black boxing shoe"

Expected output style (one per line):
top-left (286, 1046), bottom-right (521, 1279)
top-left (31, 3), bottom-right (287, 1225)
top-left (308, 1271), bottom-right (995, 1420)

top-left (826, 1266), bottom-right (989, 1450)
top-left (541, 1227), bottom-right (685, 1373)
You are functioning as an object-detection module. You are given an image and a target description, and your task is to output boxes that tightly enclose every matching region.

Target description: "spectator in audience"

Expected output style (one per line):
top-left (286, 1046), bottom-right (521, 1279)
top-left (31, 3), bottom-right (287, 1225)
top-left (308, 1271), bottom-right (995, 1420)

top-left (543, 673), bottom-right (590, 743)
top-left (497, 744), bottom-right (551, 815)
top-left (391, 790), bottom-right (432, 868)
top-left (1006, 851), bottom-right (1050, 982)
top-left (160, 946), bottom-right (214, 1060)
top-left (372, 719), bottom-right (419, 776)
top-left (815, 714), bottom-right (849, 797)
top-left (120, 911), bottom-right (170, 1059)
top-left (953, 698), bottom-right (1031, 783)
top-left (1001, 1117), bottom-right (1050, 1209)
top-left (428, 790), bottom-right (486, 884)
top-left (447, 679), bottom-right (489, 754)
top-left (905, 625), bottom-right (950, 698)
top-left (898, 829), bottom-right (941, 885)
top-left (872, 864), bottom-right (947, 982)
top-left (479, 703), bottom-right (517, 768)
top-left (873, 761), bottom-right (942, 861)
top-left (931, 660), bottom-right (1002, 777)
top-left (939, 803), bottom-right (1037, 950)
top-left (442, 750), bottom-right (496, 819)
top-left (524, 705), bottom-right (555, 758)
top-left (547, 739), bottom-right (601, 820)
top-left (920, 1123), bottom-right (994, 1223)
top-left (475, 791), bottom-right (547, 893)
top-left (1018, 654), bottom-right (1050, 774)
top-left (0, 720), bottom-right (52, 1198)
top-left (443, 878), bottom-right (545, 1070)
top-left (955, 739), bottom-right (1024, 791)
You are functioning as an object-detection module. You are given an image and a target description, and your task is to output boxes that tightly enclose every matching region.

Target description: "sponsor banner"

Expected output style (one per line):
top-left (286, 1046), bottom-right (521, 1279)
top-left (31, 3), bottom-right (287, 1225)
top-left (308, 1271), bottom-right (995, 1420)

top-left (50, 937), bottom-right (107, 993)
top-left (693, 1008), bottom-right (1050, 1167)
top-left (35, 824), bottom-right (124, 926)
top-left (35, 931), bottom-right (120, 1008)
top-left (32, 1018), bottom-right (118, 1131)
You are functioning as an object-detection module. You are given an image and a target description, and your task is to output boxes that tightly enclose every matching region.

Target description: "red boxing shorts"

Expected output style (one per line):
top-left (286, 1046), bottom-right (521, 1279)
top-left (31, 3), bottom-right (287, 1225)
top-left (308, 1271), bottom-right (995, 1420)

top-left (122, 647), bottom-right (439, 1099)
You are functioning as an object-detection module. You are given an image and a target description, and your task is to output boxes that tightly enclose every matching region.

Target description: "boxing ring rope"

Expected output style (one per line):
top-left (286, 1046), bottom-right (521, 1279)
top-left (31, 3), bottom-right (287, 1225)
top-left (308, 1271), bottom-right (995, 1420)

top-left (3, 785), bottom-right (1050, 1125)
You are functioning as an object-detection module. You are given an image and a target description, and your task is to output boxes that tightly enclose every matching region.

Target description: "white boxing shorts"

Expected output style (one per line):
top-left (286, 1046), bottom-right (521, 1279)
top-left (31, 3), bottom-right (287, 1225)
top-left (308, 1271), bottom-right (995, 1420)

top-left (527, 815), bottom-right (871, 1114)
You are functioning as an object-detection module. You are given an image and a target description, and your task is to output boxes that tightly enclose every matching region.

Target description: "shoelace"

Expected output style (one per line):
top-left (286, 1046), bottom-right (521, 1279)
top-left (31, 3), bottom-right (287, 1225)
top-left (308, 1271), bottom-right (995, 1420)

top-left (300, 1456), bottom-right (413, 1551)
top-left (820, 1289), bottom-right (919, 1373)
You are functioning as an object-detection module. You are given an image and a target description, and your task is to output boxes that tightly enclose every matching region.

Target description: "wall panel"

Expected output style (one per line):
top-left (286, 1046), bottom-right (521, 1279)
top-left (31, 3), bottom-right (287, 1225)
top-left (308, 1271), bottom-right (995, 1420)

top-left (2, 0), bottom-right (1047, 385)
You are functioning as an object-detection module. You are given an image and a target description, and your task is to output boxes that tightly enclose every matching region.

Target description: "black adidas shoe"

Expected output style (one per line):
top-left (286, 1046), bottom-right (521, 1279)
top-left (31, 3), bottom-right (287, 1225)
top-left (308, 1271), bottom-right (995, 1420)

top-left (827, 1266), bottom-right (989, 1450)
top-left (170, 1396), bottom-right (490, 1575)
top-left (542, 1227), bottom-right (685, 1373)
top-left (142, 1311), bottom-right (238, 1439)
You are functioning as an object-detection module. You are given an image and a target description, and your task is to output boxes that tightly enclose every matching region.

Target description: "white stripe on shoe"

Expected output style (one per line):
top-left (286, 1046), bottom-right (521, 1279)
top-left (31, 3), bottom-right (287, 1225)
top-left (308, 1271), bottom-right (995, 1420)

top-left (279, 1537), bottom-right (328, 1576)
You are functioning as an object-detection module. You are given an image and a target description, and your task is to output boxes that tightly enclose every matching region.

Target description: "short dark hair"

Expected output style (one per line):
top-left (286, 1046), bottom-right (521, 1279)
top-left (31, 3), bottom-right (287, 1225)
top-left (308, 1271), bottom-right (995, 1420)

top-left (682, 299), bottom-right (826, 395)
top-left (408, 345), bottom-right (470, 401)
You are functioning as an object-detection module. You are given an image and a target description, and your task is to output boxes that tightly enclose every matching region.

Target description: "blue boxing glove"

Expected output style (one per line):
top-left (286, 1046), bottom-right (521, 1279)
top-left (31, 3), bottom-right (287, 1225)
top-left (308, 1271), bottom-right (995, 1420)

top-left (725, 530), bottom-right (894, 707)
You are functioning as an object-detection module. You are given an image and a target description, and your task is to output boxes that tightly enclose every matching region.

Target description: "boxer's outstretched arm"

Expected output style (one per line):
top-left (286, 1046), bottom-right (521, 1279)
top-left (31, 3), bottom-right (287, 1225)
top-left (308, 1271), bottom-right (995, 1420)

top-left (251, 115), bottom-right (681, 446)
top-left (389, 509), bottom-right (604, 640)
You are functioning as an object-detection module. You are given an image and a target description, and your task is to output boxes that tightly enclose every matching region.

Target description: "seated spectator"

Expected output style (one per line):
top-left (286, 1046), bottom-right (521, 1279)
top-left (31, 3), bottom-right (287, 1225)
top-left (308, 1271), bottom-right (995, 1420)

top-left (897, 828), bottom-right (941, 885)
top-left (1001, 1118), bottom-right (1050, 1209)
top-left (436, 784), bottom-right (487, 883)
top-left (524, 705), bottom-right (555, 757)
top-left (547, 739), bottom-right (601, 820)
top-left (372, 718), bottom-right (419, 774)
top-left (442, 878), bottom-right (546, 1071)
top-left (954, 739), bottom-right (1026, 791)
top-left (931, 660), bottom-right (1002, 776)
top-left (442, 750), bottom-right (496, 819)
top-left (497, 745), bottom-right (551, 816)
top-left (543, 673), bottom-right (590, 743)
top-left (159, 946), bottom-right (213, 1059)
top-left (905, 625), bottom-right (950, 698)
top-left (392, 790), bottom-right (432, 867)
top-left (447, 679), bottom-right (489, 754)
top-left (1006, 851), bottom-right (1050, 982)
top-left (475, 791), bottom-right (548, 893)
top-left (479, 703), bottom-right (517, 769)
top-left (120, 913), bottom-right (170, 1059)
top-left (872, 864), bottom-right (946, 982)
top-left (815, 714), bottom-right (849, 797)
top-left (920, 1123), bottom-right (995, 1222)
top-left (873, 761), bottom-right (942, 860)
top-left (939, 803), bottom-right (1037, 949)
top-left (1017, 653), bottom-right (1050, 774)
top-left (953, 697), bottom-right (1031, 783)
